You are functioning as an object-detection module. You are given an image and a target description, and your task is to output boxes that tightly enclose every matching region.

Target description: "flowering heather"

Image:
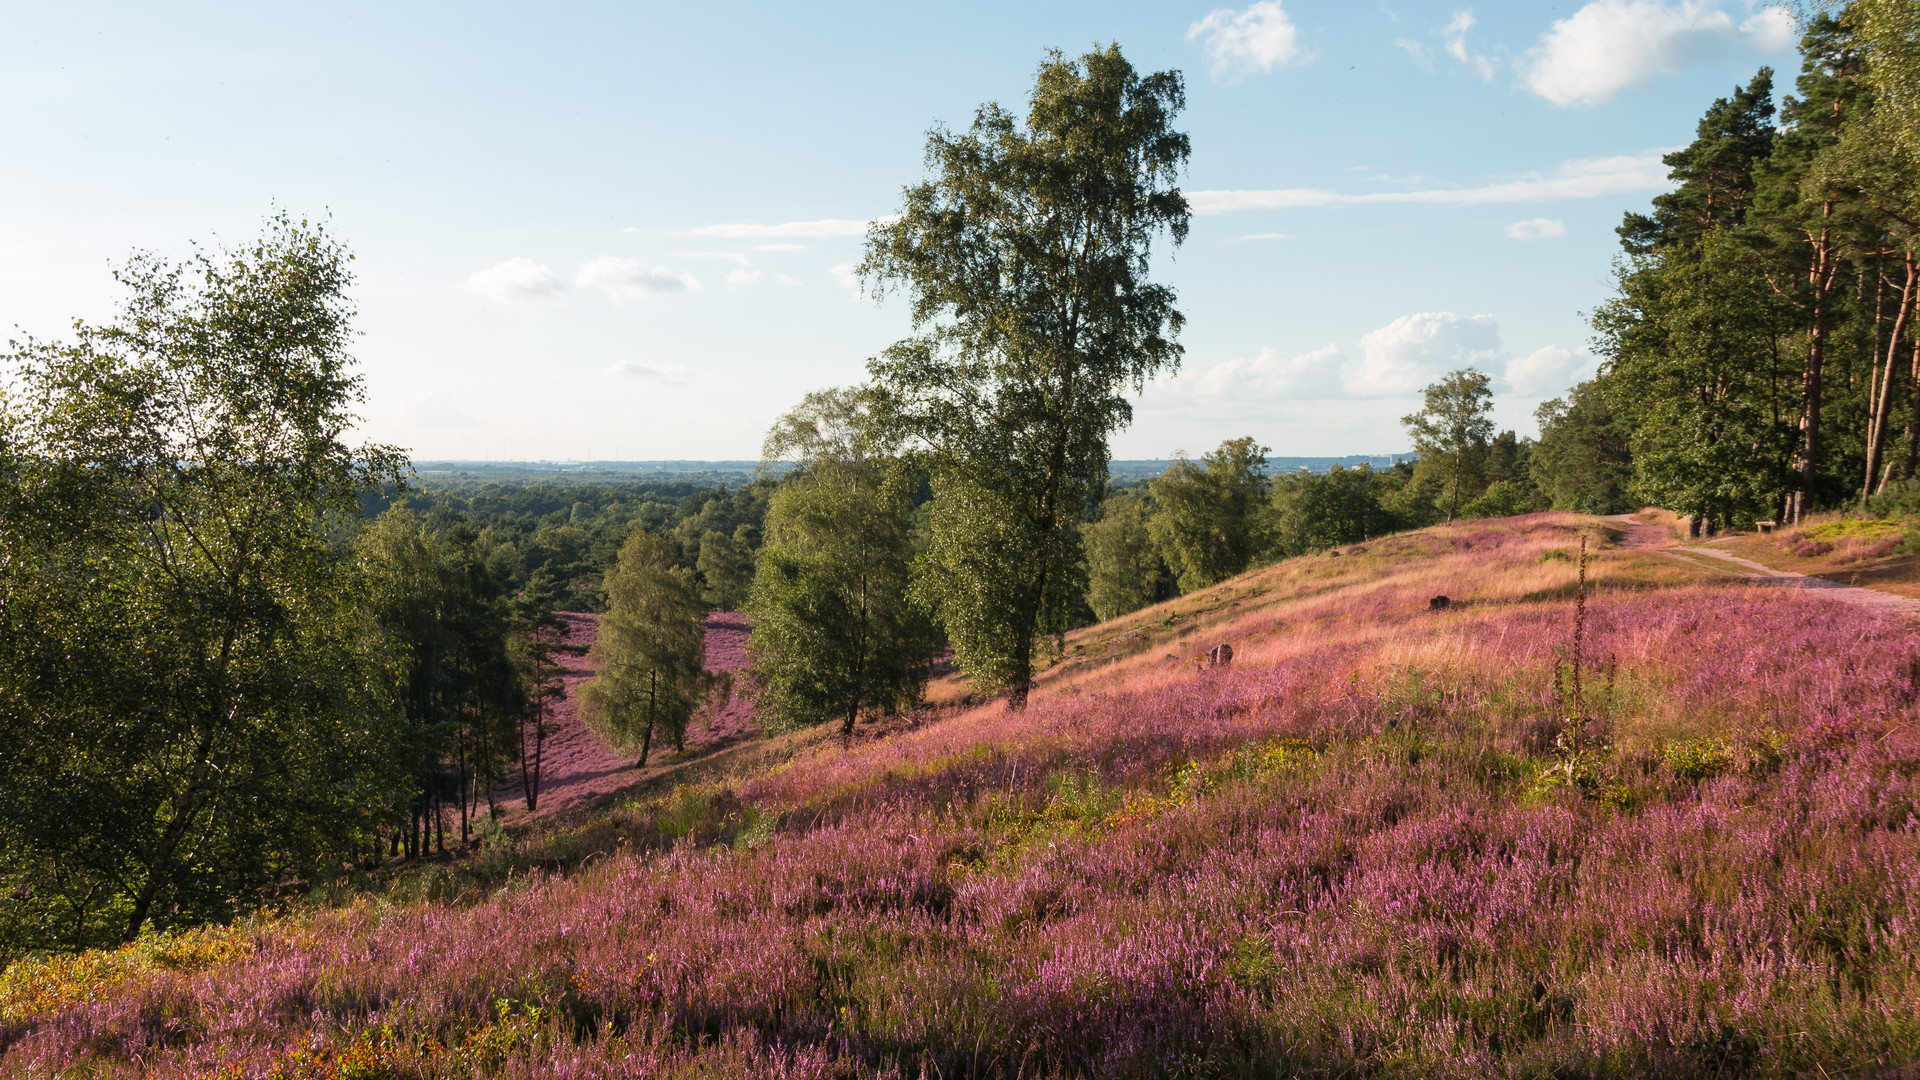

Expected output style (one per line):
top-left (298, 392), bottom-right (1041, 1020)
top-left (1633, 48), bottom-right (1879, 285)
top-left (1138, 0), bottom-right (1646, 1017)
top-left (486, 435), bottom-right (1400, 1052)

top-left (6, 515), bottom-right (1920, 1077)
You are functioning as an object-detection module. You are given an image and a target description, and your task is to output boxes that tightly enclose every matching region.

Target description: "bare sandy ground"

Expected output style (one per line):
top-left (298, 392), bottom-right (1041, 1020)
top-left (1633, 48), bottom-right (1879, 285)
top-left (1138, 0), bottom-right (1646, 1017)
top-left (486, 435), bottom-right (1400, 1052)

top-left (1604, 513), bottom-right (1920, 619)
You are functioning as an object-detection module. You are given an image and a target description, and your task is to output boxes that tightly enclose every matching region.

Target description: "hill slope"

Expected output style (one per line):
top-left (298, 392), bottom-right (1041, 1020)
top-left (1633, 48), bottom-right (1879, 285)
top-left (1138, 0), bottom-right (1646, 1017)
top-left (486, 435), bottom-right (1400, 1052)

top-left (6, 513), bottom-right (1919, 1078)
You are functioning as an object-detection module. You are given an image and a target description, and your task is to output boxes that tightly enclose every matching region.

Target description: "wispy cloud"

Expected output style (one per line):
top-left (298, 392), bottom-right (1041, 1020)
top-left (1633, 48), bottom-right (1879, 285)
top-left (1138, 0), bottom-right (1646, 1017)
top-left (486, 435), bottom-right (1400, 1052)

top-left (1505, 217), bottom-right (1568, 240)
top-left (1235, 232), bottom-right (1293, 241)
top-left (606, 361), bottom-right (691, 383)
top-left (691, 218), bottom-right (878, 239)
top-left (574, 257), bottom-right (698, 303)
top-left (1442, 9), bottom-right (1497, 80)
top-left (1189, 151), bottom-right (1670, 213)
top-left (829, 262), bottom-right (863, 301)
top-left (465, 257), bottom-right (566, 306)
top-left (675, 251), bottom-right (755, 266)
top-left (1187, 1), bottom-right (1304, 82)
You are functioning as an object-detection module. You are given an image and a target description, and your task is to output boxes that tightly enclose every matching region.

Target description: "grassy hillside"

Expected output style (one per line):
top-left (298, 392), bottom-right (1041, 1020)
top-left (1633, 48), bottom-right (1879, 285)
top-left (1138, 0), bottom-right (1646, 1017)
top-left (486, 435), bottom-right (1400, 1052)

top-left (6, 513), bottom-right (1919, 1078)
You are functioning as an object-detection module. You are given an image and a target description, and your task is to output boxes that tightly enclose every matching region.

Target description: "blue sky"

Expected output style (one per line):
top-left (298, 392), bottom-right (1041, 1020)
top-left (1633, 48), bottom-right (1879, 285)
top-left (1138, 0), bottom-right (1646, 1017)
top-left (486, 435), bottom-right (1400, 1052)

top-left (0, 1), bottom-right (1799, 460)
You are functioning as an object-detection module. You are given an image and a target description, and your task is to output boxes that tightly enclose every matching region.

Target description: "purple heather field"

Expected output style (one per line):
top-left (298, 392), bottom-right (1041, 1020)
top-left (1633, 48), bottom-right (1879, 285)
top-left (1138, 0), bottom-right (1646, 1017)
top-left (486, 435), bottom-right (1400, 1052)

top-left (4, 516), bottom-right (1918, 1078)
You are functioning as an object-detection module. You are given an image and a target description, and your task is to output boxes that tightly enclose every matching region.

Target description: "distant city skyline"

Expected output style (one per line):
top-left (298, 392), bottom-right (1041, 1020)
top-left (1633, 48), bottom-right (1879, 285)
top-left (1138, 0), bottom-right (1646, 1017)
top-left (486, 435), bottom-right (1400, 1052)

top-left (0, 1), bottom-right (1800, 459)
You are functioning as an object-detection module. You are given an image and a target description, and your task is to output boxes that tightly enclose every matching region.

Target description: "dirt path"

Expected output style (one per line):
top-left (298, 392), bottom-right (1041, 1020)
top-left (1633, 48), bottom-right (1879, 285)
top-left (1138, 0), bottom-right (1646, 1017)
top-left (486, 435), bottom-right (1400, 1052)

top-left (1673, 545), bottom-right (1920, 617)
top-left (1607, 514), bottom-right (1673, 549)
top-left (1602, 513), bottom-right (1920, 619)
top-left (501, 611), bottom-right (758, 818)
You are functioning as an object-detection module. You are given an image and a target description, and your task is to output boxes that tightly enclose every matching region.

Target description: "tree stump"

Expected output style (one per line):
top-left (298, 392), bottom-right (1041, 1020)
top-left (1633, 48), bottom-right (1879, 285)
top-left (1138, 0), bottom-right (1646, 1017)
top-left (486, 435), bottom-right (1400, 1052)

top-left (1207, 643), bottom-right (1234, 669)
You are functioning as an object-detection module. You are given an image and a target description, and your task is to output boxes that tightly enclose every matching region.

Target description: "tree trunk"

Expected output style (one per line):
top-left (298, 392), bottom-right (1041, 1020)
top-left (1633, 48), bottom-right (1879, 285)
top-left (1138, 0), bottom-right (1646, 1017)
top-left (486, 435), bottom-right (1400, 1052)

top-left (1792, 216), bottom-right (1841, 523)
top-left (122, 724), bottom-right (220, 943)
top-left (1907, 333), bottom-right (1920, 483)
top-left (1864, 253), bottom-right (1917, 503)
top-left (639, 668), bottom-right (656, 767)
top-left (519, 678), bottom-right (536, 811)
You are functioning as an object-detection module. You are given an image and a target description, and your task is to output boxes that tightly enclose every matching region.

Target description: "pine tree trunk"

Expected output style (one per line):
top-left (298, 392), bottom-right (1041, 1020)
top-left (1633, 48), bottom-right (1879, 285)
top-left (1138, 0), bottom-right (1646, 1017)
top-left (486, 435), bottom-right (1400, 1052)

top-left (1864, 253), bottom-right (1917, 503)
top-left (1906, 334), bottom-right (1920, 483)
top-left (639, 668), bottom-right (656, 767)
top-left (1793, 215), bottom-right (1842, 522)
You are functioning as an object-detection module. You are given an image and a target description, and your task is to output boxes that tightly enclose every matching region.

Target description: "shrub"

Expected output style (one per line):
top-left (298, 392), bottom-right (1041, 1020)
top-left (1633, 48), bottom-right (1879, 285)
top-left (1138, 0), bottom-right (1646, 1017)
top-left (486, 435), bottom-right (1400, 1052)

top-left (1665, 737), bottom-right (1733, 781)
top-left (1837, 537), bottom-right (1902, 563)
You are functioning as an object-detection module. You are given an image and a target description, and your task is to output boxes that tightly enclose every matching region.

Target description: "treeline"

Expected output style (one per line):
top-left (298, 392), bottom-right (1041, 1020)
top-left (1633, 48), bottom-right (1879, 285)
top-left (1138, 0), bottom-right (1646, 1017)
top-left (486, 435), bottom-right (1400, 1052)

top-left (1554, 3), bottom-right (1920, 530)
top-left (375, 479), bottom-right (775, 610)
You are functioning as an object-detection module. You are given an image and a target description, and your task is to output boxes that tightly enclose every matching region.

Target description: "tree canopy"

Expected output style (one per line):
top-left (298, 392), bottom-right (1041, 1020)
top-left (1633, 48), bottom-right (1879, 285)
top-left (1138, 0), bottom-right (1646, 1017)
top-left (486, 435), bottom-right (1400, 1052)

top-left (863, 44), bottom-right (1190, 705)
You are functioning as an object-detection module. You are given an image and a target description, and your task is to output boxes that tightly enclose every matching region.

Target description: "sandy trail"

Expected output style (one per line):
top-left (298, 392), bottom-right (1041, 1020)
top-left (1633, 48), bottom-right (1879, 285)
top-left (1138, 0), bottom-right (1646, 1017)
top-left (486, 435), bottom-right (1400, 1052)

top-left (1603, 513), bottom-right (1920, 618)
top-left (499, 611), bottom-right (758, 818)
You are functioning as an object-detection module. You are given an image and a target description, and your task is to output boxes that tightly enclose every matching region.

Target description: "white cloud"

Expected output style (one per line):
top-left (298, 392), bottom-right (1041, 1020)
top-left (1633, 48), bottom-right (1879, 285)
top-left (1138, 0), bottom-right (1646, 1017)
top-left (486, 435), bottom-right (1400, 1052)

top-left (606, 361), bottom-right (691, 383)
top-left (1190, 150), bottom-right (1670, 213)
top-left (1187, 1), bottom-right (1304, 81)
top-left (1181, 343), bottom-right (1347, 399)
top-left (776, 273), bottom-right (803, 286)
top-left (1396, 37), bottom-right (1434, 68)
top-left (726, 268), bottom-right (762, 288)
top-left (1351, 312), bottom-right (1504, 397)
top-left (1159, 314), bottom-right (1584, 406)
top-left (1443, 9), bottom-right (1498, 80)
top-left (753, 243), bottom-right (808, 252)
top-left (1504, 344), bottom-right (1589, 395)
top-left (691, 218), bottom-right (877, 239)
top-left (1740, 7), bottom-right (1796, 51)
top-left (1505, 217), bottom-right (1568, 240)
top-left (676, 251), bottom-right (754, 266)
top-left (1519, 0), bottom-right (1791, 108)
top-left (829, 262), bottom-right (862, 301)
top-left (574, 257), bottom-right (698, 304)
top-left (465, 257), bottom-right (565, 306)
top-left (1235, 232), bottom-right (1292, 241)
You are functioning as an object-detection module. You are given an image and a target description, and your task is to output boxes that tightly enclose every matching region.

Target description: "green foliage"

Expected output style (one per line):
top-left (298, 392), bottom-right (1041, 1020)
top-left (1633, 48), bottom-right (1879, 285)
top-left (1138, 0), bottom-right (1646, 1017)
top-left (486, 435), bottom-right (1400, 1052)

top-left (1596, 228), bottom-right (1800, 524)
top-left (380, 478), bottom-right (774, 611)
top-left (1082, 490), bottom-right (1170, 621)
top-left (1460, 478), bottom-right (1547, 520)
top-left (745, 388), bottom-right (937, 738)
top-left (1866, 479), bottom-right (1920, 519)
top-left (356, 509), bottom-right (527, 847)
top-left (863, 45), bottom-right (1190, 703)
top-left (1147, 437), bottom-right (1271, 592)
top-left (1268, 464), bottom-right (1403, 556)
top-left (579, 532), bottom-right (706, 766)
top-left (1532, 381), bottom-right (1636, 513)
top-left (697, 525), bottom-right (756, 610)
top-left (1401, 369), bottom-right (1497, 521)
top-left (0, 213), bottom-right (408, 952)
top-left (1665, 737), bottom-right (1734, 782)
top-left (1589, 41), bottom-right (1920, 520)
